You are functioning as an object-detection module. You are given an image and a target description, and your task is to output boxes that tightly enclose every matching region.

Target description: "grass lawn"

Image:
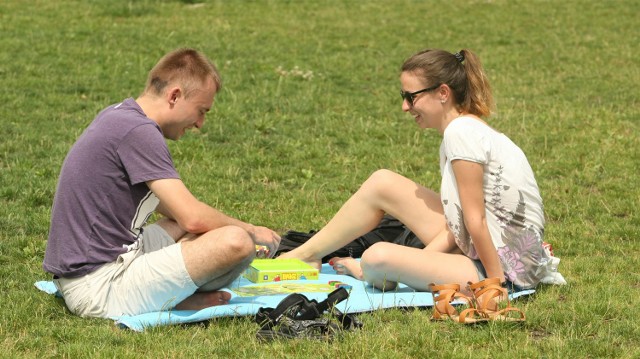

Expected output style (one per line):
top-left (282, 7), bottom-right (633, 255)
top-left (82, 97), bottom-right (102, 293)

top-left (1, 0), bottom-right (638, 357)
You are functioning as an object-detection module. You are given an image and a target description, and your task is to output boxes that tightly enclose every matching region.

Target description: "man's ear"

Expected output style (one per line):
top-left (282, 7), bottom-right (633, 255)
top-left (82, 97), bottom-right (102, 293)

top-left (167, 86), bottom-right (182, 105)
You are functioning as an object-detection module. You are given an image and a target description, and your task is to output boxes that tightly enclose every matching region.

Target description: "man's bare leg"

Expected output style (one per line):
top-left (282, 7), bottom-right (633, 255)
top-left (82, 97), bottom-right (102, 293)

top-left (174, 291), bottom-right (232, 310)
top-left (159, 224), bottom-right (255, 310)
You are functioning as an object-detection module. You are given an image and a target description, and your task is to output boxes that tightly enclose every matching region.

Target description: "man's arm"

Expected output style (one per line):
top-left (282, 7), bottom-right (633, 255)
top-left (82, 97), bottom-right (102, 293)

top-left (147, 178), bottom-right (281, 254)
top-left (148, 178), bottom-right (250, 234)
top-left (155, 200), bottom-right (175, 220)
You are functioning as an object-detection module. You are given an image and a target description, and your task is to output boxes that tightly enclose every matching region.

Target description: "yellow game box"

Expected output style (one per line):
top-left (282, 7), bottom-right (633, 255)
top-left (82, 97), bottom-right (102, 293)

top-left (243, 258), bottom-right (319, 283)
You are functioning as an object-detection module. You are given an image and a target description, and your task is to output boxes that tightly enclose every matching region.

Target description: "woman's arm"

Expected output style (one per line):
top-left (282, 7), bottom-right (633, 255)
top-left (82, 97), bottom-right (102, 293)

top-left (424, 229), bottom-right (458, 253)
top-left (451, 159), bottom-right (505, 282)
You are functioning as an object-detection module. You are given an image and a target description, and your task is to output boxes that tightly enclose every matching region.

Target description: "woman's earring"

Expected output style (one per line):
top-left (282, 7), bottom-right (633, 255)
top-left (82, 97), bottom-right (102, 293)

top-left (441, 99), bottom-right (446, 104)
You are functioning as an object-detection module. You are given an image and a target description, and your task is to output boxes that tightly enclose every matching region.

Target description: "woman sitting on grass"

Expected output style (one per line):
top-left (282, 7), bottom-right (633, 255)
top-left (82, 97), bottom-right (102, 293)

top-left (280, 48), bottom-right (565, 294)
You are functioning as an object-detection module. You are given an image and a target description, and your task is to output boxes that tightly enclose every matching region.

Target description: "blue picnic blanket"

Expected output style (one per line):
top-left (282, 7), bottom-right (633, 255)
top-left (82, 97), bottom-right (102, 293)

top-left (35, 263), bottom-right (534, 331)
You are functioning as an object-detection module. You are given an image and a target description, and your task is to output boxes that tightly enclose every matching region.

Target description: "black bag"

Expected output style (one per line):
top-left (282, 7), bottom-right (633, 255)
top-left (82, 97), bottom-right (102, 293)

top-left (275, 215), bottom-right (425, 263)
top-left (255, 287), bottom-right (362, 341)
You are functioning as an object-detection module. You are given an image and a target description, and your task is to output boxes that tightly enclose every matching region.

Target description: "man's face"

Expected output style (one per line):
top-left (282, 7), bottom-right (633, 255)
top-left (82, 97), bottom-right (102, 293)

top-left (163, 77), bottom-right (217, 141)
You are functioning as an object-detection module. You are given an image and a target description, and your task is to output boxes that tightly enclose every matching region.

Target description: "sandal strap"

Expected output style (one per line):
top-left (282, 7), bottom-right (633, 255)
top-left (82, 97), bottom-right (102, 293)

top-left (468, 278), bottom-right (526, 322)
top-left (467, 277), bottom-right (501, 291)
top-left (475, 286), bottom-right (508, 311)
top-left (467, 278), bottom-right (509, 311)
top-left (430, 283), bottom-right (473, 306)
top-left (457, 307), bottom-right (489, 324)
top-left (430, 283), bottom-right (461, 306)
top-left (430, 283), bottom-right (461, 293)
top-left (430, 282), bottom-right (475, 320)
top-left (489, 307), bottom-right (526, 321)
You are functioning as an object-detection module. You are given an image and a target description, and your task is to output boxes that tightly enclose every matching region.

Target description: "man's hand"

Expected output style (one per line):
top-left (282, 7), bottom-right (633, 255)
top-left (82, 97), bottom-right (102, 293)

top-left (248, 226), bottom-right (281, 258)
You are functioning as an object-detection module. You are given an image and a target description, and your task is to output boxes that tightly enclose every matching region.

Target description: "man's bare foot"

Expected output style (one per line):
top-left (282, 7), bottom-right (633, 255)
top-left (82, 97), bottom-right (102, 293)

top-left (174, 290), bottom-right (232, 311)
top-left (329, 257), bottom-right (364, 280)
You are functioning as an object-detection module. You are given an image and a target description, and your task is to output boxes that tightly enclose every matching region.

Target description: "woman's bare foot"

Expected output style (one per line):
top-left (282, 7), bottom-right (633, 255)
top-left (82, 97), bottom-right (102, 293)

top-left (174, 290), bottom-right (232, 310)
top-left (278, 251), bottom-right (322, 271)
top-left (329, 257), bottom-right (364, 280)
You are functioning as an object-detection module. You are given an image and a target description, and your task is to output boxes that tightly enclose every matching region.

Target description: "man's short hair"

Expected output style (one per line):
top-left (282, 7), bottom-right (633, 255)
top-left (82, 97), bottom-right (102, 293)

top-left (144, 48), bottom-right (222, 98)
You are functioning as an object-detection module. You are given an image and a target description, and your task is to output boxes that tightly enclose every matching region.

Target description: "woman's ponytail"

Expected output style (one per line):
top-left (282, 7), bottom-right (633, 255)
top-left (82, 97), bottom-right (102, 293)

top-left (401, 48), bottom-right (494, 117)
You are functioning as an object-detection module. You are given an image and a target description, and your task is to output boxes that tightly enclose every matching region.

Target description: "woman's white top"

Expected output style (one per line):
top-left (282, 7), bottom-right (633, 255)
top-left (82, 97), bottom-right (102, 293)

top-left (439, 116), bottom-right (565, 288)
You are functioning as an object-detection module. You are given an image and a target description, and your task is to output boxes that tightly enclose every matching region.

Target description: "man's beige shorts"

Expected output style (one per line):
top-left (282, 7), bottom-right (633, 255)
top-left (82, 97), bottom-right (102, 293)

top-left (53, 224), bottom-right (198, 318)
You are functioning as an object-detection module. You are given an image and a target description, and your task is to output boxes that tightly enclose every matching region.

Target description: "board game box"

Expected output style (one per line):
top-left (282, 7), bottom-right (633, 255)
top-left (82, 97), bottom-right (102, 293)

top-left (243, 258), bottom-right (319, 283)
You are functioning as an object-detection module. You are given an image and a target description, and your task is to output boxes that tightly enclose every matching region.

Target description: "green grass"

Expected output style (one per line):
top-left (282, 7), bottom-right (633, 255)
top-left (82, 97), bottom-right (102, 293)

top-left (1, 0), bottom-right (639, 357)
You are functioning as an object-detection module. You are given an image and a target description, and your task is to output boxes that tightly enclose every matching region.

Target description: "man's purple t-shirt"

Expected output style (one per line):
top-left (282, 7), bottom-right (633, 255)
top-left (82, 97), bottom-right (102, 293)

top-left (43, 98), bottom-right (180, 278)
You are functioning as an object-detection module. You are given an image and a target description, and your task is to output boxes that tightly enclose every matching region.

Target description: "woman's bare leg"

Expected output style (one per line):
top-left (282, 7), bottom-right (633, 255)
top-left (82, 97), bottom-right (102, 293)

top-left (329, 257), bottom-right (364, 280)
top-left (360, 243), bottom-right (480, 294)
top-left (280, 169), bottom-right (448, 264)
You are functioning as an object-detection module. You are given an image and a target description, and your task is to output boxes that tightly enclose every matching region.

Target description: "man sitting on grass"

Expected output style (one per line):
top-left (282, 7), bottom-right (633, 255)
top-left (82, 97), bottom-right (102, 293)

top-left (43, 48), bottom-right (280, 318)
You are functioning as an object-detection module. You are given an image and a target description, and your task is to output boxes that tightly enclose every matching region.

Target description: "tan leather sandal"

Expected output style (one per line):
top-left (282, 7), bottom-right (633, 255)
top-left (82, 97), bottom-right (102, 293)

top-left (429, 283), bottom-right (488, 324)
top-left (467, 278), bottom-right (526, 322)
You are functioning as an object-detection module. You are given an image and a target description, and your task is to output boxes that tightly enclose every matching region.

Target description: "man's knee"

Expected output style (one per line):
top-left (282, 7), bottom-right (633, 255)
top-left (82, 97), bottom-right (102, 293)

top-left (213, 225), bottom-right (255, 260)
top-left (181, 225), bottom-right (255, 265)
top-left (181, 225), bottom-right (255, 287)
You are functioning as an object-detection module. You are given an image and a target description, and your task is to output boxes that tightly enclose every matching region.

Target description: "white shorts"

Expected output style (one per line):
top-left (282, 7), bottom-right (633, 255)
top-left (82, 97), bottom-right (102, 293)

top-left (53, 224), bottom-right (198, 318)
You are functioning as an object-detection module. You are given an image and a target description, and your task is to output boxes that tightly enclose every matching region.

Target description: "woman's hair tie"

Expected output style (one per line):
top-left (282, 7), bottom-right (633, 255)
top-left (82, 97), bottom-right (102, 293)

top-left (454, 51), bottom-right (465, 63)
